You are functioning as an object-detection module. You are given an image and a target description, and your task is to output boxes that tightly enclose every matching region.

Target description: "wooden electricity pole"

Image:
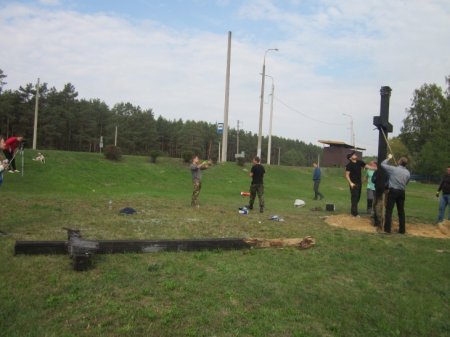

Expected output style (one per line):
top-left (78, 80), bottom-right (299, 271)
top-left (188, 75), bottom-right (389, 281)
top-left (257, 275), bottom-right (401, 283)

top-left (221, 31), bottom-right (232, 162)
top-left (32, 78), bottom-right (40, 150)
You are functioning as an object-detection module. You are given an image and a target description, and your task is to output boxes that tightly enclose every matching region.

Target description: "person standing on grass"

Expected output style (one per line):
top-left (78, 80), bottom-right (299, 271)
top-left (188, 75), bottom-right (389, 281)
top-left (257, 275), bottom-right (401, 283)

top-left (371, 168), bottom-right (389, 229)
top-left (381, 154), bottom-right (410, 234)
top-left (365, 161), bottom-right (377, 215)
top-left (2, 136), bottom-right (23, 173)
top-left (0, 136), bottom-right (5, 186)
top-left (436, 166), bottom-right (450, 223)
top-left (312, 162), bottom-right (324, 200)
top-left (345, 151), bottom-right (371, 217)
top-left (190, 155), bottom-right (209, 208)
top-left (0, 155), bottom-right (8, 188)
top-left (247, 156), bottom-right (265, 213)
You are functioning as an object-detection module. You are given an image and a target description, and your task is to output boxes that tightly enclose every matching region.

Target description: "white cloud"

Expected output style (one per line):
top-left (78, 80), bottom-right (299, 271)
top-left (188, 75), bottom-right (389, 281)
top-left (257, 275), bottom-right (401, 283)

top-left (236, 0), bottom-right (450, 152)
top-left (1, 1), bottom-right (449, 156)
top-left (39, 0), bottom-right (60, 5)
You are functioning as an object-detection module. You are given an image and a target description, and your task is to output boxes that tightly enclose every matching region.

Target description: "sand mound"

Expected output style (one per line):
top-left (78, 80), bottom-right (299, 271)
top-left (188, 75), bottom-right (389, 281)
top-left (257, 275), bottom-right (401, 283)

top-left (324, 214), bottom-right (450, 239)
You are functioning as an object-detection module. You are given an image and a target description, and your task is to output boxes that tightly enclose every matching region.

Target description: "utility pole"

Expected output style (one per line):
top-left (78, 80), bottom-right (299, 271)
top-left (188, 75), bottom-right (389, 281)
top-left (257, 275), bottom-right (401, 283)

top-left (236, 120), bottom-right (240, 155)
top-left (114, 125), bottom-right (118, 146)
top-left (32, 78), bottom-right (40, 150)
top-left (266, 75), bottom-right (274, 165)
top-left (342, 113), bottom-right (355, 149)
top-left (218, 141), bottom-right (221, 163)
top-left (278, 147), bottom-right (281, 166)
top-left (221, 31), bottom-right (232, 163)
top-left (351, 119), bottom-right (355, 149)
top-left (257, 48), bottom-right (278, 159)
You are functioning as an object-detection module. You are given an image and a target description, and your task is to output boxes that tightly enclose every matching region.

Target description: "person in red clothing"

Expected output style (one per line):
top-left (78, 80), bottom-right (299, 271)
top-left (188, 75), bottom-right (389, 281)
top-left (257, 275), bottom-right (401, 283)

top-left (2, 136), bottom-right (23, 173)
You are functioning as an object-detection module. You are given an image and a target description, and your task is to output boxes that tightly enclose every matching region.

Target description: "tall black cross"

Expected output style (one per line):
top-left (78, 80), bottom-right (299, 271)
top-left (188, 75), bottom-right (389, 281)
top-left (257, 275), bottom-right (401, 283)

top-left (373, 86), bottom-right (393, 196)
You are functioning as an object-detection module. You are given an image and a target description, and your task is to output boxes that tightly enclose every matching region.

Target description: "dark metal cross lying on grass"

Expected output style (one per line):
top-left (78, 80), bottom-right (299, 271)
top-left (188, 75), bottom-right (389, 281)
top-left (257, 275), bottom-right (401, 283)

top-left (15, 229), bottom-right (315, 271)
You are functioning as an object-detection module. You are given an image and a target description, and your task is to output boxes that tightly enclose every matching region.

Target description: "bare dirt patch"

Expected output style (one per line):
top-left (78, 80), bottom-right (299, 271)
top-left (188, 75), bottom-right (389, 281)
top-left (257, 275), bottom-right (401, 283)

top-left (324, 214), bottom-right (450, 239)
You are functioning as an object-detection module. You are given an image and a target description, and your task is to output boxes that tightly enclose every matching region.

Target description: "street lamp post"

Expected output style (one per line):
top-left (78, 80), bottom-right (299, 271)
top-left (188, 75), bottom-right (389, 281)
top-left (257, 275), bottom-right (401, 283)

top-left (342, 113), bottom-right (355, 149)
top-left (257, 48), bottom-right (278, 159)
top-left (265, 75), bottom-right (274, 165)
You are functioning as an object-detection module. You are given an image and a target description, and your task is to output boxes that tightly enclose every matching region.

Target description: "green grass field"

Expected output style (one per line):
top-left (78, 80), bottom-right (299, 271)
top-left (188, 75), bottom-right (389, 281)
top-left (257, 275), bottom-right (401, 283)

top-left (0, 150), bottom-right (449, 337)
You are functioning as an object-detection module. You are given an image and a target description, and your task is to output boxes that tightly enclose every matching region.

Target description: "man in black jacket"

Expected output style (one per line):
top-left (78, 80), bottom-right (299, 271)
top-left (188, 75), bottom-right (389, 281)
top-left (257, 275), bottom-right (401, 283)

top-left (345, 151), bottom-right (372, 217)
top-left (248, 156), bottom-right (265, 213)
top-left (436, 166), bottom-right (450, 223)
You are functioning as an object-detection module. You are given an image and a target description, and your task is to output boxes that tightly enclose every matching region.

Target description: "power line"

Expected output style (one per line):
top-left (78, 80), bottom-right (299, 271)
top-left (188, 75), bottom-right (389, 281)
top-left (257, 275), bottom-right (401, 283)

top-left (275, 96), bottom-right (348, 126)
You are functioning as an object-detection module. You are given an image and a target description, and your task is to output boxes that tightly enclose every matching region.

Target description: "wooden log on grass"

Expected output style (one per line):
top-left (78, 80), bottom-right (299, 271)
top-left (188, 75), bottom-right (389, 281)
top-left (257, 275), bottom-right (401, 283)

top-left (244, 236), bottom-right (315, 249)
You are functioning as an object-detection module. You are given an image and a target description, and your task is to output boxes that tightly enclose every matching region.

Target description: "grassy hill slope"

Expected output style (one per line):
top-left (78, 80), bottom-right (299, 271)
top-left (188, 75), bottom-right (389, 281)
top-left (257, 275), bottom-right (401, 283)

top-left (0, 149), bottom-right (440, 219)
top-left (0, 150), bottom-right (448, 337)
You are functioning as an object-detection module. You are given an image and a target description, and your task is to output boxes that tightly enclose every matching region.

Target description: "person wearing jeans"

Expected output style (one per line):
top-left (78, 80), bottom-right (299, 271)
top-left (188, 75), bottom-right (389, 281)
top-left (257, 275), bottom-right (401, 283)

top-left (381, 154), bottom-right (410, 234)
top-left (365, 161), bottom-right (377, 215)
top-left (436, 166), bottom-right (450, 223)
top-left (312, 162), bottom-right (324, 200)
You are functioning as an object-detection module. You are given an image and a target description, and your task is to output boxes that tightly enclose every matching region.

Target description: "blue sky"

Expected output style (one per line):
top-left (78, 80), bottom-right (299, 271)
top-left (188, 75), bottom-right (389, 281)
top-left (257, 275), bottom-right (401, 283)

top-left (1, 0), bottom-right (450, 155)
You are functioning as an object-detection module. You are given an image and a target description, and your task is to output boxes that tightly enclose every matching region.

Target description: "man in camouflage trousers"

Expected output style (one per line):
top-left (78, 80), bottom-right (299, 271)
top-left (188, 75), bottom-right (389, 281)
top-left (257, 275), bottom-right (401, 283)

top-left (248, 156), bottom-right (266, 213)
top-left (190, 155), bottom-right (209, 208)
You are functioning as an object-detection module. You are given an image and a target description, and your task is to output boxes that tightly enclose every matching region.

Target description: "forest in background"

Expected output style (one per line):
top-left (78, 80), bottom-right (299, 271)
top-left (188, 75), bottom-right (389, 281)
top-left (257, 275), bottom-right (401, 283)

top-left (0, 69), bottom-right (448, 173)
top-left (0, 70), bottom-right (321, 166)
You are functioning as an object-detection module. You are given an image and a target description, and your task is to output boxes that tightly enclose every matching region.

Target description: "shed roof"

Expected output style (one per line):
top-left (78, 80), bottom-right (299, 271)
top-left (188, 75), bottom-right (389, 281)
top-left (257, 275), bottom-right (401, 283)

top-left (318, 140), bottom-right (366, 151)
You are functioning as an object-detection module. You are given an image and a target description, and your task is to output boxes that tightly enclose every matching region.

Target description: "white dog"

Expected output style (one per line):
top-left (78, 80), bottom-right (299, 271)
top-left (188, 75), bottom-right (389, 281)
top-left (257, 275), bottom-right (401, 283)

top-left (33, 152), bottom-right (45, 164)
top-left (0, 159), bottom-right (9, 173)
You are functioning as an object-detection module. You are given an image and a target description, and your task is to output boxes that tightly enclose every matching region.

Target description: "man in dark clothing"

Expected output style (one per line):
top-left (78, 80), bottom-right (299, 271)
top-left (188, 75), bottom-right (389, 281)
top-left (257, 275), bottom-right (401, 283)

top-left (381, 154), bottom-right (410, 234)
top-left (248, 156), bottom-right (265, 213)
top-left (345, 151), bottom-right (371, 217)
top-left (436, 166), bottom-right (450, 223)
top-left (312, 162), bottom-right (324, 200)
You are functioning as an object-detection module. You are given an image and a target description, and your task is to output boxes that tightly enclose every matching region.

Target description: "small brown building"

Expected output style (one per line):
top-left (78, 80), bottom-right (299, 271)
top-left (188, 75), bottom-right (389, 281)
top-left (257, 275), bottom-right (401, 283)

top-left (318, 140), bottom-right (365, 167)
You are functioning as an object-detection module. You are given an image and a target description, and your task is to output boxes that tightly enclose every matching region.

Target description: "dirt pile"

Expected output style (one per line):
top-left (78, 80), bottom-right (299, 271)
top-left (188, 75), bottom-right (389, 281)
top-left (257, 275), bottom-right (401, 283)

top-left (324, 214), bottom-right (450, 239)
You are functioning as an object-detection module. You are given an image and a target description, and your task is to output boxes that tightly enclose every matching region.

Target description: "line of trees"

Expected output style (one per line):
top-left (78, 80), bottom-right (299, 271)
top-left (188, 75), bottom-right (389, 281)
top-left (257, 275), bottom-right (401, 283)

top-left (0, 70), bottom-right (322, 166)
top-left (2, 69), bottom-right (447, 173)
top-left (396, 76), bottom-right (450, 176)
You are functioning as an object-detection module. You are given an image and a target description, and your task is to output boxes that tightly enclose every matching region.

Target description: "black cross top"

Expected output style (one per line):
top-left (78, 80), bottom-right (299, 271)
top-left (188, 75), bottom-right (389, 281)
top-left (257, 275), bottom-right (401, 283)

top-left (373, 86), bottom-right (393, 133)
